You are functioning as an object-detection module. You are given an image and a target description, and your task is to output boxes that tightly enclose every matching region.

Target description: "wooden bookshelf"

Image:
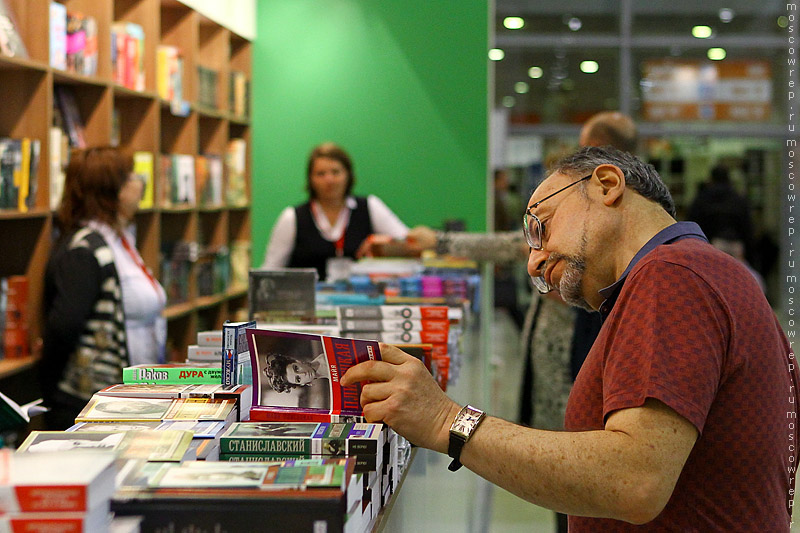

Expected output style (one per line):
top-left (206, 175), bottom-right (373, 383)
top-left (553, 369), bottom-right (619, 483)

top-left (0, 0), bottom-right (252, 370)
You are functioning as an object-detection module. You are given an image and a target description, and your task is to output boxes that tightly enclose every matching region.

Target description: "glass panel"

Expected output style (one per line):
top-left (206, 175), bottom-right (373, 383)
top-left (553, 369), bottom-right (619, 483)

top-left (632, 0), bottom-right (786, 37)
top-left (495, 48), bottom-right (620, 125)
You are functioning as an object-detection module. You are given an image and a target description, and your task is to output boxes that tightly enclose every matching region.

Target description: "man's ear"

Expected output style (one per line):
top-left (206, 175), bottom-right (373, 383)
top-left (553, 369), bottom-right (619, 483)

top-left (592, 164), bottom-right (625, 207)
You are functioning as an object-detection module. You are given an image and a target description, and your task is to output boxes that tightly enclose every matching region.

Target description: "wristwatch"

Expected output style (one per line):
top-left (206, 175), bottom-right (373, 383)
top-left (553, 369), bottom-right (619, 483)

top-left (447, 404), bottom-right (485, 471)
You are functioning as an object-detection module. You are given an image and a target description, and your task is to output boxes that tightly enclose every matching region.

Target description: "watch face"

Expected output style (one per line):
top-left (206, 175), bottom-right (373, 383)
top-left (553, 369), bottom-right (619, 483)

top-left (451, 406), bottom-right (484, 438)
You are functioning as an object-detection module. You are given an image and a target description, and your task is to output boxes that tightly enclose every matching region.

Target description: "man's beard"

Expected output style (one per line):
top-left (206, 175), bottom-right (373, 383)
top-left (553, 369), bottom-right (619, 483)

top-left (548, 233), bottom-right (592, 311)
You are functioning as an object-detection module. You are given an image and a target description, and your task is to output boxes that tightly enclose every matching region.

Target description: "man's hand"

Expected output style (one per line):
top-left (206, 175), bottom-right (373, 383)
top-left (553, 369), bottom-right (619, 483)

top-left (341, 343), bottom-right (460, 453)
top-left (405, 226), bottom-right (437, 253)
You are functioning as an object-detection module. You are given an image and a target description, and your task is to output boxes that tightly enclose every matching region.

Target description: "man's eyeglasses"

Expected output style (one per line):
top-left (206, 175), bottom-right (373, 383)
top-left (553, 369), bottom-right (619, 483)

top-left (523, 174), bottom-right (591, 250)
top-left (523, 174), bottom-right (591, 294)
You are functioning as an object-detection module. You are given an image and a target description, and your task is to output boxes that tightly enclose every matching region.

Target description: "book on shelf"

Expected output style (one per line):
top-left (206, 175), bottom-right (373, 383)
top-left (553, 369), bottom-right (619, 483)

top-left (246, 328), bottom-right (380, 422)
top-left (65, 11), bottom-right (97, 76)
top-left (3, 275), bottom-right (29, 359)
top-left (133, 151), bottom-right (154, 209)
top-left (220, 422), bottom-right (383, 457)
top-left (196, 154), bottom-right (223, 206)
top-left (249, 268), bottom-right (318, 323)
top-left (229, 240), bottom-right (251, 290)
top-left (0, 448), bottom-right (116, 512)
top-left (0, 138), bottom-right (40, 213)
top-left (0, 391), bottom-right (45, 432)
top-left (197, 65), bottom-right (218, 109)
top-left (75, 395), bottom-right (237, 424)
top-left (156, 44), bottom-right (182, 101)
top-left (123, 362), bottom-right (222, 385)
top-left (17, 429), bottom-right (195, 462)
top-left (160, 154), bottom-right (195, 207)
top-left (229, 70), bottom-right (250, 118)
top-left (48, 126), bottom-right (68, 210)
top-left (226, 138), bottom-right (248, 206)
top-left (111, 22), bottom-right (144, 90)
top-left (223, 320), bottom-right (256, 387)
top-left (0, 0), bottom-right (28, 58)
top-left (54, 85), bottom-right (87, 149)
top-left (49, 2), bottom-right (67, 69)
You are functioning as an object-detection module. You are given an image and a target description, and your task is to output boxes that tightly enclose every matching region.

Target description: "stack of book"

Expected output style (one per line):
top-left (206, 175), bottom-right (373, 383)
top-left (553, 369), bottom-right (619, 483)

top-left (0, 449), bottom-right (116, 532)
top-left (112, 457), bottom-right (360, 532)
top-left (0, 137), bottom-right (40, 212)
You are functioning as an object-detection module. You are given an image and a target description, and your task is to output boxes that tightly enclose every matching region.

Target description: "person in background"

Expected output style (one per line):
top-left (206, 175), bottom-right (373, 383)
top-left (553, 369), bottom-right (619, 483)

top-left (41, 146), bottom-right (166, 430)
top-left (686, 164), bottom-right (754, 261)
top-left (262, 142), bottom-right (408, 280)
top-left (343, 146), bottom-right (795, 531)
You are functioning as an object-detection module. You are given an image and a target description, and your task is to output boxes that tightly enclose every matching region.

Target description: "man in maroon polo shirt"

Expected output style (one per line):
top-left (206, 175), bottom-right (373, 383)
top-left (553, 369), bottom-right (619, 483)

top-left (342, 146), bottom-right (796, 530)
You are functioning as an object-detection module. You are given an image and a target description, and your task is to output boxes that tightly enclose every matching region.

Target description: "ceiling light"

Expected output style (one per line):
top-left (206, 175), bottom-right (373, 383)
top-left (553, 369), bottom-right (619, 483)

top-left (502, 96), bottom-right (516, 108)
top-left (488, 48), bottom-right (505, 61)
top-left (503, 17), bottom-right (524, 30)
top-left (580, 61), bottom-right (599, 74)
top-left (778, 16), bottom-right (789, 29)
top-left (528, 66), bottom-right (543, 79)
top-left (719, 8), bottom-right (734, 23)
top-left (707, 48), bottom-right (726, 60)
top-left (514, 82), bottom-right (529, 94)
top-left (568, 17), bottom-right (582, 31)
top-left (692, 25), bottom-right (713, 39)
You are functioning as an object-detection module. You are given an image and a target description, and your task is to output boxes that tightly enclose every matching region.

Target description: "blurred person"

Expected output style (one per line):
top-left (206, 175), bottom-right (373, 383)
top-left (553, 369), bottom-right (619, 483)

top-left (343, 146), bottom-right (795, 531)
top-left (261, 142), bottom-right (408, 280)
top-left (41, 146), bottom-right (166, 430)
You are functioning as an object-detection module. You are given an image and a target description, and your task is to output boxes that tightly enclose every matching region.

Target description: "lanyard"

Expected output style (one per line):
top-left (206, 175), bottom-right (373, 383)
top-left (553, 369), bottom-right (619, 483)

top-left (117, 231), bottom-right (160, 293)
top-left (312, 202), bottom-right (348, 257)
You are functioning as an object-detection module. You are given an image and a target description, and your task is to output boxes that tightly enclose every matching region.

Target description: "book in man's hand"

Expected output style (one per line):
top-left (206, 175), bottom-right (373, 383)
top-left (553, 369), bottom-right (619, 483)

top-left (246, 328), bottom-right (380, 423)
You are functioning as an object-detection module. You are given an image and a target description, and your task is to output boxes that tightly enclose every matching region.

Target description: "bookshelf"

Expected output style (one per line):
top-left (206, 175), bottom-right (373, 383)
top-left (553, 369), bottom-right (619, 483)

top-left (0, 0), bottom-right (252, 369)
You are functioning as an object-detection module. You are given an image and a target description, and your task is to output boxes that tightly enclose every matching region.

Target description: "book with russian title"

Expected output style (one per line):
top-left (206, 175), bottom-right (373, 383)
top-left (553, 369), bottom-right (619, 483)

top-left (246, 328), bottom-right (380, 422)
top-left (222, 320), bottom-right (256, 387)
top-left (219, 422), bottom-right (383, 456)
top-left (75, 395), bottom-right (236, 424)
top-left (123, 362), bottom-right (222, 385)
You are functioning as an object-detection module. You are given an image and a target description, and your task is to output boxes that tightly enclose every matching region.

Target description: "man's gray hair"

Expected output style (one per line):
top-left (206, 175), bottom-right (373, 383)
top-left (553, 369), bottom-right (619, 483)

top-left (549, 146), bottom-right (676, 218)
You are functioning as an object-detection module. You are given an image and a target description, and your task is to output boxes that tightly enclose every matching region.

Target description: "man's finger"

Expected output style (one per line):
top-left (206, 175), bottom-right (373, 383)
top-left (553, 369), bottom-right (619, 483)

top-left (378, 343), bottom-right (414, 364)
top-left (360, 381), bottom-right (393, 405)
top-left (341, 360), bottom-right (396, 386)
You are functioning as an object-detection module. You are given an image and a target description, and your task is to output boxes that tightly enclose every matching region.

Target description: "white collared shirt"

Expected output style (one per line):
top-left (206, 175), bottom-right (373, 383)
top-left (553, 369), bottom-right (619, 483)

top-left (262, 195), bottom-right (408, 268)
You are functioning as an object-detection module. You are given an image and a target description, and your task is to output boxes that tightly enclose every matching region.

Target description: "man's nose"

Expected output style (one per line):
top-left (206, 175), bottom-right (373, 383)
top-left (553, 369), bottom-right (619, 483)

top-left (527, 247), bottom-right (549, 278)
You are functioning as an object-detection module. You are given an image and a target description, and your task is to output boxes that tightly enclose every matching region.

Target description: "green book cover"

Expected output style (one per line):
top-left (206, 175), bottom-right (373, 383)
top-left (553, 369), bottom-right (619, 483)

top-left (123, 363), bottom-right (222, 384)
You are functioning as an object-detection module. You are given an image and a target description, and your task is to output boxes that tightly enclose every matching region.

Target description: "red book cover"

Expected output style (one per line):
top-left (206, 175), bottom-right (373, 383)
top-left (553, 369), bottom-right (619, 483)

top-left (246, 329), bottom-right (380, 422)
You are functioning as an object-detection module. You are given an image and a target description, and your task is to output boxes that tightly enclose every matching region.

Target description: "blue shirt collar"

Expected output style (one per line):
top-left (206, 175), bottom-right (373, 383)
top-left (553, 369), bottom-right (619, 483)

top-left (597, 221), bottom-right (708, 317)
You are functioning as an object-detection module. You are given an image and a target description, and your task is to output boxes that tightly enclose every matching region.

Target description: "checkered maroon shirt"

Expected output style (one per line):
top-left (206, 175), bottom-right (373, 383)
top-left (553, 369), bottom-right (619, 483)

top-left (565, 237), bottom-right (797, 531)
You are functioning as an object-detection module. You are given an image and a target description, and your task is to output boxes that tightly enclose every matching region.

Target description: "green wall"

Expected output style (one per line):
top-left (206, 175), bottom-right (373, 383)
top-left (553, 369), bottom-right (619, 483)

top-left (251, 1), bottom-right (489, 265)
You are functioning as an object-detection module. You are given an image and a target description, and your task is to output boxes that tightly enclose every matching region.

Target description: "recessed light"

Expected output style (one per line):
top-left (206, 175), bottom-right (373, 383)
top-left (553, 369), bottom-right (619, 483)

top-left (514, 82), bottom-right (529, 94)
top-left (502, 96), bottom-right (516, 108)
top-left (692, 25), bottom-right (713, 39)
top-left (719, 8), bottom-right (734, 23)
top-left (580, 61), bottom-right (599, 74)
top-left (707, 48), bottom-right (726, 60)
top-left (504, 17), bottom-right (524, 30)
top-left (488, 49), bottom-right (505, 61)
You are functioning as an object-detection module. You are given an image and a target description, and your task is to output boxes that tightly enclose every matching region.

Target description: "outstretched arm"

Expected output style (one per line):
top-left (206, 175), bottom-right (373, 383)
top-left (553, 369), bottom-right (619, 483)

top-left (341, 344), bottom-right (698, 525)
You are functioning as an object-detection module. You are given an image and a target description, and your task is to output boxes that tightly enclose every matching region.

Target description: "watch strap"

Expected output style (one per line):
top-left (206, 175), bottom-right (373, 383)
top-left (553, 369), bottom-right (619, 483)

top-left (447, 434), bottom-right (466, 471)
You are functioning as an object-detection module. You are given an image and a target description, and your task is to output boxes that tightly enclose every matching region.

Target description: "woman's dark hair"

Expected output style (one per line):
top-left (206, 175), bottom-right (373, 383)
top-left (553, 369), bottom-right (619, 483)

top-left (57, 146), bottom-right (133, 232)
top-left (549, 146), bottom-right (676, 218)
top-left (263, 352), bottom-right (300, 393)
top-left (305, 142), bottom-right (355, 200)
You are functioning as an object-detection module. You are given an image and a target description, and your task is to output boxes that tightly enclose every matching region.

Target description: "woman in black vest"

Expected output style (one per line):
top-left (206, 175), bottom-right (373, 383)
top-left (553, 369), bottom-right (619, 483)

top-left (262, 142), bottom-right (408, 280)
